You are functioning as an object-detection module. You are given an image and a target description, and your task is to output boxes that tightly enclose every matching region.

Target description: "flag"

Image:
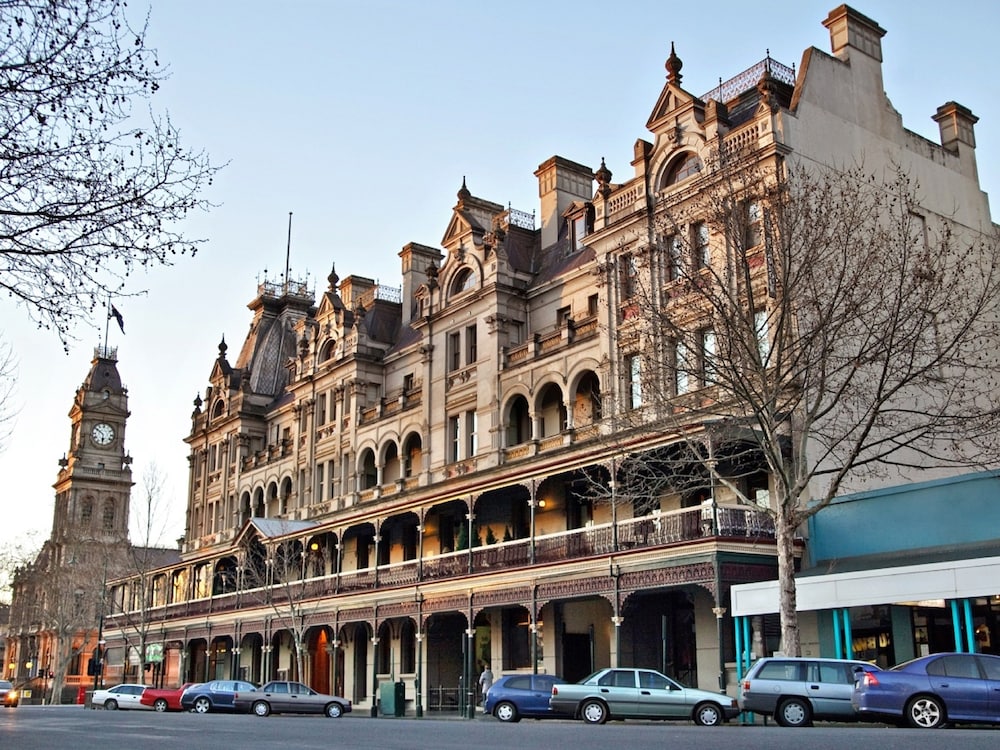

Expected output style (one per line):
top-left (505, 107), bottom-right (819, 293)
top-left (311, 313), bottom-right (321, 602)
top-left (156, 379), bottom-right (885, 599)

top-left (110, 304), bottom-right (125, 334)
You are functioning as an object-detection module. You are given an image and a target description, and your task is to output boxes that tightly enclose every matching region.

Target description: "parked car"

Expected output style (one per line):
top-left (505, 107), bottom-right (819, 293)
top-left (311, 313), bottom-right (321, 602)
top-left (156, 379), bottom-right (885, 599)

top-left (853, 652), bottom-right (1000, 728)
top-left (549, 667), bottom-right (739, 726)
top-left (180, 680), bottom-right (258, 713)
top-left (739, 656), bottom-right (879, 727)
top-left (233, 680), bottom-right (351, 718)
top-left (0, 680), bottom-right (19, 708)
top-left (484, 674), bottom-right (568, 722)
top-left (92, 683), bottom-right (152, 710)
top-left (140, 682), bottom-right (198, 712)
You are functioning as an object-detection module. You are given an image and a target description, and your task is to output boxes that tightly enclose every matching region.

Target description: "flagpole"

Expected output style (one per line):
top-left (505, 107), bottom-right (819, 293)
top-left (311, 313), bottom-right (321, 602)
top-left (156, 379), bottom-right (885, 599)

top-left (104, 296), bottom-right (111, 356)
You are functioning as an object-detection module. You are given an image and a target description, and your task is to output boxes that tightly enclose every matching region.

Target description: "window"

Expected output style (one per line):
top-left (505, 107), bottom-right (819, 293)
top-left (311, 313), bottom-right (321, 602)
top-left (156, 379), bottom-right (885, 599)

top-left (663, 153), bottom-right (702, 187)
top-left (448, 331), bottom-right (461, 372)
top-left (315, 463), bottom-right (325, 502)
top-left (465, 324), bottom-right (477, 364)
top-left (626, 354), bottom-right (642, 408)
top-left (666, 234), bottom-right (683, 281)
top-left (81, 498), bottom-right (93, 525)
top-left (755, 309), bottom-right (771, 365)
top-left (449, 415), bottom-right (461, 463)
top-left (403, 373), bottom-right (414, 393)
top-left (744, 201), bottom-right (763, 247)
top-left (700, 328), bottom-right (716, 386)
top-left (587, 294), bottom-right (599, 316)
top-left (693, 222), bottom-right (710, 269)
top-left (556, 306), bottom-right (571, 327)
top-left (451, 268), bottom-right (477, 295)
top-left (465, 411), bottom-right (478, 456)
top-left (675, 340), bottom-right (691, 394)
top-left (509, 321), bottom-right (525, 347)
top-left (573, 214), bottom-right (588, 251)
top-left (619, 255), bottom-right (637, 298)
top-left (317, 394), bottom-right (327, 426)
top-left (102, 500), bottom-right (115, 532)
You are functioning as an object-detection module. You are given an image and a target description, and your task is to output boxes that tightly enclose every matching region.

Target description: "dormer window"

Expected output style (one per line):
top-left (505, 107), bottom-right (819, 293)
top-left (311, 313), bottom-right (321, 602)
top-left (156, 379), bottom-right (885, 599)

top-left (661, 152), bottom-right (702, 189)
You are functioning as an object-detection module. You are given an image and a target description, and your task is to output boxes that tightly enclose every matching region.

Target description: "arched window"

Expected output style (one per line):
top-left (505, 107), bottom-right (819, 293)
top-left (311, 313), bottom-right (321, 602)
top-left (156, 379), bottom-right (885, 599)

top-left (450, 268), bottom-right (477, 296)
top-left (662, 152), bottom-right (702, 188)
top-left (212, 399), bottom-right (225, 419)
top-left (102, 500), bottom-right (116, 532)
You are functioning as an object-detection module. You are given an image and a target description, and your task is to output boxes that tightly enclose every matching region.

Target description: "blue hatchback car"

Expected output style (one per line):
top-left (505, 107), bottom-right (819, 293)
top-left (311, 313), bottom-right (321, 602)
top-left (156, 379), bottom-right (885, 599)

top-left (853, 652), bottom-right (1000, 728)
top-left (180, 680), bottom-right (258, 713)
top-left (484, 674), bottom-right (569, 723)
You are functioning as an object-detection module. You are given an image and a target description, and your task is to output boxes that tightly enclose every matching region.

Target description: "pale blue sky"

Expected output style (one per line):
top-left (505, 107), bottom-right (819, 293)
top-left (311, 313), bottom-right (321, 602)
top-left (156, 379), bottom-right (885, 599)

top-left (1, 0), bottom-right (996, 552)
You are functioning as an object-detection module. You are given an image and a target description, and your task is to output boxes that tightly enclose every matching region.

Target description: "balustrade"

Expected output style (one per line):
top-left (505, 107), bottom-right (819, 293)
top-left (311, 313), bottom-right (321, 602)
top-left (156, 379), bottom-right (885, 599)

top-left (106, 504), bottom-right (775, 626)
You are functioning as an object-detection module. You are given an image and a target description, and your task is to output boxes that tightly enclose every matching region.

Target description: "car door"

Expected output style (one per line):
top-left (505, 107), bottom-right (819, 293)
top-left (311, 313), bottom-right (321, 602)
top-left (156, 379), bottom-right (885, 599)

top-left (262, 681), bottom-right (291, 712)
top-left (288, 682), bottom-right (321, 714)
top-left (636, 670), bottom-right (687, 718)
top-left (926, 654), bottom-right (989, 720)
top-left (528, 675), bottom-right (560, 715)
top-left (595, 669), bottom-right (639, 717)
top-left (975, 655), bottom-right (1000, 720)
top-left (807, 661), bottom-right (857, 719)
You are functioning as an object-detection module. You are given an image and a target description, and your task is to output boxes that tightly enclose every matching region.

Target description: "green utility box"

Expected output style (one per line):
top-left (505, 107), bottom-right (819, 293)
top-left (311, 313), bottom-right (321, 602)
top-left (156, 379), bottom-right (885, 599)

top-left (379, 681), bottom-right (406, 716)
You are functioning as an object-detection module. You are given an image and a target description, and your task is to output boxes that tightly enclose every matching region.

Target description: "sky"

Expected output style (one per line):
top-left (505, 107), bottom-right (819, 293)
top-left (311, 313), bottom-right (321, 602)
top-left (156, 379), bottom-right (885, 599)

top-left (0, 0), bottom-right (997, 557)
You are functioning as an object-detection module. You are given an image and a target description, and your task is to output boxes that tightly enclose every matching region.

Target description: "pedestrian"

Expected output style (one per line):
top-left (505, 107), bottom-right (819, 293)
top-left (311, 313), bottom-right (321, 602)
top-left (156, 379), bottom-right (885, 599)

top-left (478, 662), bottom-right (494, 706)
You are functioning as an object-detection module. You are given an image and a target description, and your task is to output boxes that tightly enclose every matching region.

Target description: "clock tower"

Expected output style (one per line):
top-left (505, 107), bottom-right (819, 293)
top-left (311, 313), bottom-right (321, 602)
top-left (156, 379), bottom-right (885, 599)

top-left (51, 345), bottom-right (134, 543)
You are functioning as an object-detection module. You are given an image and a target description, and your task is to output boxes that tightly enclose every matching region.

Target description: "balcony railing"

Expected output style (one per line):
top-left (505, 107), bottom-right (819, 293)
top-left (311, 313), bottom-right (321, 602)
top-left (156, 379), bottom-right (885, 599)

top-left (107, 504), bottom-right (775, 624)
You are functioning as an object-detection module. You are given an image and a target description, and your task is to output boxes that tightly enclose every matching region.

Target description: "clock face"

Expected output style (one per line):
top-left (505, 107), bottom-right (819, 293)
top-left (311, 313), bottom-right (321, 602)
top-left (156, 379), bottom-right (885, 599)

top-left (92, 422), bottom-right (115, 446)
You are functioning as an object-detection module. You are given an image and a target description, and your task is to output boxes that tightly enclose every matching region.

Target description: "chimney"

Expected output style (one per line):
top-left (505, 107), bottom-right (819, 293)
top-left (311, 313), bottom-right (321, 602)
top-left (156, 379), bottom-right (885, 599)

top-left (933, 101), bottom-right (978, 152)
top-left (534, 156), bottom-right (594, 249)
top-left (338, 275), bottom-right (375, 310)
top-left (822, 5), bottom-right (886, 62)
top-left (399, 242), bottom-right (443, 326)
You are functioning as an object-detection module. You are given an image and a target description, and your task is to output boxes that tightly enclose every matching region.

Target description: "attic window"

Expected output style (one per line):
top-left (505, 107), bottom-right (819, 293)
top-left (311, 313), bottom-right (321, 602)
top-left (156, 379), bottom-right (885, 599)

top-left (662, 152), bottom-right (702, 188)
top-left (450, 268), bottom-right (477, 296)
top-left (212, 399), bottom-right (225, 419)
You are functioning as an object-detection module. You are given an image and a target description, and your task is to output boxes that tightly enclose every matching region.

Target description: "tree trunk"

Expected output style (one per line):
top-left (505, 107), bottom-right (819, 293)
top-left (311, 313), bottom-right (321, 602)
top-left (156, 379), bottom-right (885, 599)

top-left (776, 509), bottom-right (801, 656)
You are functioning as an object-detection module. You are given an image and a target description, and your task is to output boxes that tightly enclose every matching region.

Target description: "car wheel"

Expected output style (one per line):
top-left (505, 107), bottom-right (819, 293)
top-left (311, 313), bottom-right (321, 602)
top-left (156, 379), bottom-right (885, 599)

top-left (193, 697), bottom-right (211, 714)
top-left (494, 701), bottom-right (519, 723)
top-left (104, 700), bottom-right (118, 711)
top-left (325, 702), bottom-right (343, 719)
top-left (906, 695), bottom-right (945, 729)
top-left (252, 700), bottom-right (271, 717)
top-left (580, 699), bottom-right (608, 725)
top-left (776, 697), bottom-right (812, 727)
top-left (153, 698), bottom-right (169, 712)
top-left (693, 702), bottom-right (723, 727)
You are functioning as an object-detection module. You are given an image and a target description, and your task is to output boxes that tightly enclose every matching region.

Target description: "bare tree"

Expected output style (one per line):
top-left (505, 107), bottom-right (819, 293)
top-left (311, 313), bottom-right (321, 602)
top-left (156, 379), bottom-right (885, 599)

top-left (609, 151), bottom-right (1000, 656)
top-left (9, 538), bottom-right (109, 703)
top-left (0, 532), bottom-right (38, 605)
top-left (111, 464), bottom-right (177, 686)
top-left (239, 527), bottom-right (320, 683)
top-left (0, 337), bottom-right (16, 452)
top-left (0, 0), bottom-right (220, 347)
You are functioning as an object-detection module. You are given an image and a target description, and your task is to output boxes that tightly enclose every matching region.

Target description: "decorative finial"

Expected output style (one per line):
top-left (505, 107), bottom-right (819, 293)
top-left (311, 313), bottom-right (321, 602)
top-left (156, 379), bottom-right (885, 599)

top-left (457, 176), bottom-right (471, 202)
top-left (218, 336), bottom-right (228, 357)
top-left (666, 42), bottom-right (683, 85)
top-left (328, 263), bottom-right (339, 290)
top-left (595, 157), bottom-right (613, 199)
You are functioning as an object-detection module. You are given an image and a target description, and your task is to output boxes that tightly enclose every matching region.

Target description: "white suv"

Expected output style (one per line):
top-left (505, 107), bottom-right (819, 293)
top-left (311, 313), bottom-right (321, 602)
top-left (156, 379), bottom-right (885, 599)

top-left (739, 657), bottom-right (878, 727)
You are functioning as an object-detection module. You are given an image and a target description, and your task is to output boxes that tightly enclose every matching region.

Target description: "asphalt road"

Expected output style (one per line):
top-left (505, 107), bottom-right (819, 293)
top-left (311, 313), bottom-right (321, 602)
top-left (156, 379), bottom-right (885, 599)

top-left (1, 705), bottom-right (998, 750)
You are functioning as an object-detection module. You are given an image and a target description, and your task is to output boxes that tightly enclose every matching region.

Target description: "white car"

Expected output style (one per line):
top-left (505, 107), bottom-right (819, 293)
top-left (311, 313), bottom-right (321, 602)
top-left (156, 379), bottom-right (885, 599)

top-left (92, 683), bottom-right (151, 710)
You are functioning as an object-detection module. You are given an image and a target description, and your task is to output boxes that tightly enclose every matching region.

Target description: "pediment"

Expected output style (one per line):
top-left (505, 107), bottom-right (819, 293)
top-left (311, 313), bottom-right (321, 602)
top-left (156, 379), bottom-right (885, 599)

top-left (647, 82), bottom-right (704, 135)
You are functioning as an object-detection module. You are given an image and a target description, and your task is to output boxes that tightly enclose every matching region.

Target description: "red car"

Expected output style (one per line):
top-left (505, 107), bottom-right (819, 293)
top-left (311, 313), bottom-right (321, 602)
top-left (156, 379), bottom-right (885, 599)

top-left (140, 683), bottom-right (197, 712)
